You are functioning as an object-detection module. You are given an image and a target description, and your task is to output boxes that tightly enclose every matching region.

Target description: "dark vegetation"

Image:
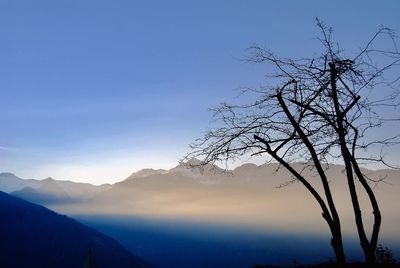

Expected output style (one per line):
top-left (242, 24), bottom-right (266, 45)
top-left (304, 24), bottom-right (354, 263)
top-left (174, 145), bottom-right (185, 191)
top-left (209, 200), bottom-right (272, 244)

top-left (254, 245), bottom-right (399, 267)
top-left (376, 245), bottom-right (398, 265)
top-left (0, 191), bottom-right (151, 268)
top-left (254, 263), bottom-right (400, 268)
top-left (185, 19), bottom-right (400, 265)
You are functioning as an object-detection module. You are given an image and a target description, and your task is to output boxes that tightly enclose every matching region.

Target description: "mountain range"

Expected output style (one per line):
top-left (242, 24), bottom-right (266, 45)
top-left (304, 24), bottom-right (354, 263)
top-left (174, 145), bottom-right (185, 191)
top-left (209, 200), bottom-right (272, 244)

top-left (2, 161), bottom-right (399, 238)
top-left (0, 172), bottom-right (111, 205)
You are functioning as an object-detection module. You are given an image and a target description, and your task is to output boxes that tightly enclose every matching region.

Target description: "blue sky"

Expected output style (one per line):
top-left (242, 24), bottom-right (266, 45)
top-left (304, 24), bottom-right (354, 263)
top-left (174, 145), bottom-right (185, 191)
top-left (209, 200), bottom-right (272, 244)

top-left (0, 0), bottom-right (399, 184)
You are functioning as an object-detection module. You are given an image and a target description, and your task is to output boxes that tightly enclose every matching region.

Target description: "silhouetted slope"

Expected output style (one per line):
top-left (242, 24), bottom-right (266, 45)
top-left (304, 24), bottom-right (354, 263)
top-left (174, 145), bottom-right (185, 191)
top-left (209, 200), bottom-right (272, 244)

top-left (0, 191), bottom-right (152, 268)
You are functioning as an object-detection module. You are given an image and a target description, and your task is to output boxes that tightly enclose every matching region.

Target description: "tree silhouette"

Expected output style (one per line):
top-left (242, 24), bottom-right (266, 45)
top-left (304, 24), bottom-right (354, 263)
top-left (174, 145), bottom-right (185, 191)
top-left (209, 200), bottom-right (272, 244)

top-left (184, 19), bottom-right (400, 264)
top-left (83, 248), bottom-right (97, 268)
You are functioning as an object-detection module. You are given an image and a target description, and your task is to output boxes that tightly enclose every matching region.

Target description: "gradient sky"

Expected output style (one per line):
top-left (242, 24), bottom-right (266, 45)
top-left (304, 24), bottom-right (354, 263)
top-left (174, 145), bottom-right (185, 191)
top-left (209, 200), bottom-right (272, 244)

top-left (0, 0), bottom-right (399, 184)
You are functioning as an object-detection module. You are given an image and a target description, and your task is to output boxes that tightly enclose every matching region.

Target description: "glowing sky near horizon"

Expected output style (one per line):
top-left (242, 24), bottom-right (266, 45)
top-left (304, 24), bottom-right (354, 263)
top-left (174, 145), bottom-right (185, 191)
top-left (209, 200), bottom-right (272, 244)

top-left (0, 0), bottom-right (399, 184)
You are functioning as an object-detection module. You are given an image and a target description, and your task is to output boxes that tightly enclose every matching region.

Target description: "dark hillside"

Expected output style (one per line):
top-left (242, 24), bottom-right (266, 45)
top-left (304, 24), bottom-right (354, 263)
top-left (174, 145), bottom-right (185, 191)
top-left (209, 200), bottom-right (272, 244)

top-left (0, 191), bottom-right (152, 268)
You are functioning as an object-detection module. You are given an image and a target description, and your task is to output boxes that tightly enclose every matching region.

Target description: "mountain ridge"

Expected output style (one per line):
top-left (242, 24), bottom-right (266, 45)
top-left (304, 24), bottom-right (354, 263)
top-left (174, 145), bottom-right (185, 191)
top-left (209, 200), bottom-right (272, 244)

top-left (0, 191), bottom-right (152, 268)
top-left (2, 161), bottom-right (395, 189)
top-left (2, 162), bottom-right (399, 235)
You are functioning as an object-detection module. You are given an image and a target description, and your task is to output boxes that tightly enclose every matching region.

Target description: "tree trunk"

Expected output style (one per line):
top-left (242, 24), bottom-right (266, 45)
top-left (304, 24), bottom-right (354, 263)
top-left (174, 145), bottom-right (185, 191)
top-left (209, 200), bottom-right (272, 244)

top-left (329, 62), bottom-right (375, 264)
top-left (330, 225), bottom-right (347, 265)
top-left (275, 90), bottom-right (347, 265)
top-left (350, 153), bottom-right (381, 263)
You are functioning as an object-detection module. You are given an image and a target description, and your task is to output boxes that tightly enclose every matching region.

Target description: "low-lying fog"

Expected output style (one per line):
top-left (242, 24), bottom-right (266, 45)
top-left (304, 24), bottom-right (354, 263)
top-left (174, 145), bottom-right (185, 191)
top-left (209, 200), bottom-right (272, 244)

top-left (4, 162), bottom-right (400, 267)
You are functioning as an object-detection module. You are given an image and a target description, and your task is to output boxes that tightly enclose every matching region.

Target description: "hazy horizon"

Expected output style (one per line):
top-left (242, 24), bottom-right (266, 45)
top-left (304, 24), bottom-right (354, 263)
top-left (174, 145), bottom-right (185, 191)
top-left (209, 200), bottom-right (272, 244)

top-left (3, 162), bottom-right (399, 267)
top-left (1, 0), bottom-right (399, 184)
top-left (1, 159), bottom-right (398, 186)
top-left (4, 162), bottom-right (399, 238)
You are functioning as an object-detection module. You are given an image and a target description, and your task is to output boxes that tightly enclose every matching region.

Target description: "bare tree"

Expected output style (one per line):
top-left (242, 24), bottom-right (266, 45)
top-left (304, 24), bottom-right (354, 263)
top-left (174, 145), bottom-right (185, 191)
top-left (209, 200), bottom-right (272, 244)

top-left (184, 19), bottom-right (400, 265)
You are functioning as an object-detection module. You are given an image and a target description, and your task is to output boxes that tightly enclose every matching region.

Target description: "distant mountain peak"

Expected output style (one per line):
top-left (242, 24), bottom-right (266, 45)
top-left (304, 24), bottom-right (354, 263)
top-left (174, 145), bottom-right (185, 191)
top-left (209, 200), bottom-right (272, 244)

top-left (39, 179), bottom-right (69, 195)
top-left (174, 158), bottom-right (224, 173)
top-left (0, 172), bottom-right (19, 178)
top-left (167, 159), bottom-right (227, 185)
top-left (233, 163), bottom-right (259, 173)
top-left (127, 168), bottom-right (168, 180)
top-left (180, 158), bottom-right (203, 166)
top-left (0, 172), bottom-right (40, 193)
